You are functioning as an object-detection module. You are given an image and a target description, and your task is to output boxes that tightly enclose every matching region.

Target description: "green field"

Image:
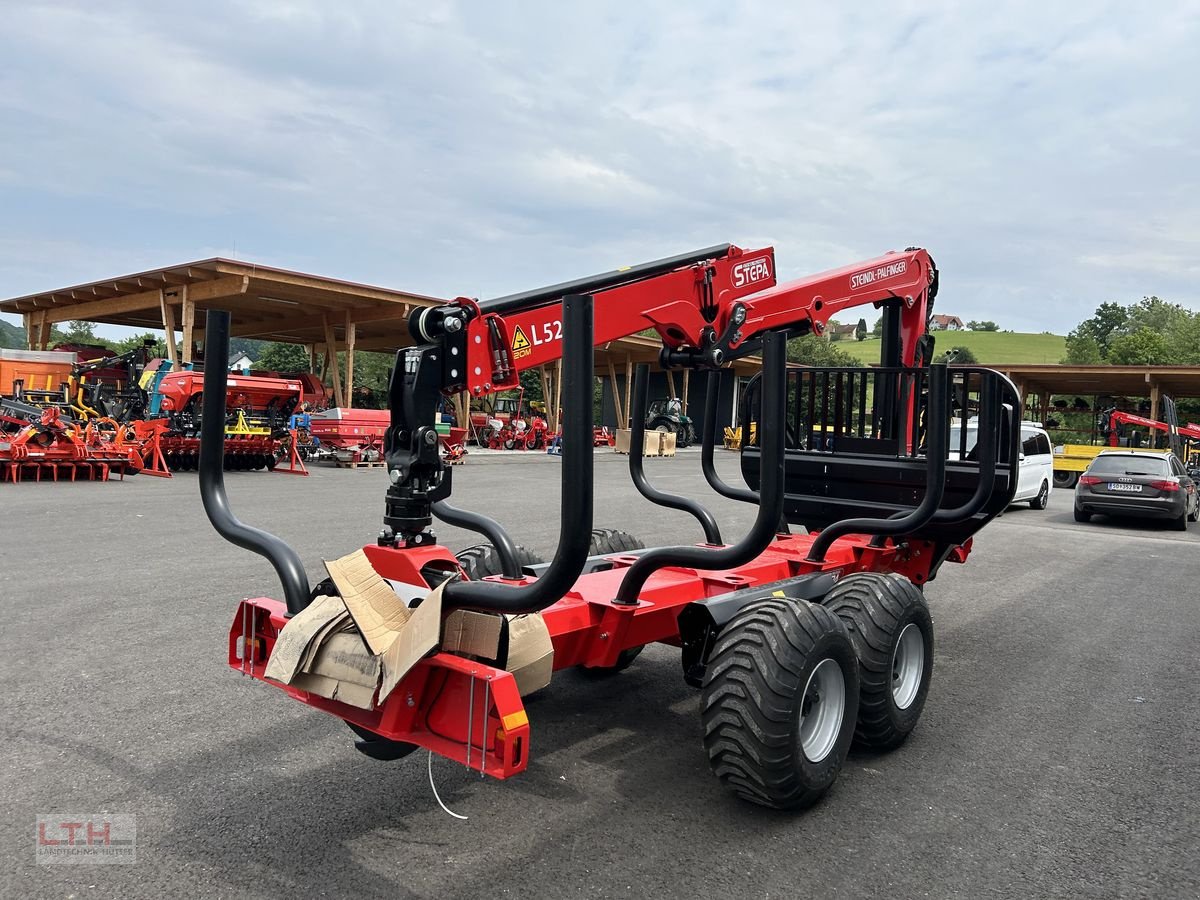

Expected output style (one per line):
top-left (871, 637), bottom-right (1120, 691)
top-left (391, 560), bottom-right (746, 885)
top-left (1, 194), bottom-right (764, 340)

top-left (838, 330), bottom-right (1066, 365)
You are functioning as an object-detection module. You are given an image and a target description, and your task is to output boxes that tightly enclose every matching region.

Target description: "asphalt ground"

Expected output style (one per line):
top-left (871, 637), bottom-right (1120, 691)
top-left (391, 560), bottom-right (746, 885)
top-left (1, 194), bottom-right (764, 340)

top-left (1, 451), bottom-right (1198, 899)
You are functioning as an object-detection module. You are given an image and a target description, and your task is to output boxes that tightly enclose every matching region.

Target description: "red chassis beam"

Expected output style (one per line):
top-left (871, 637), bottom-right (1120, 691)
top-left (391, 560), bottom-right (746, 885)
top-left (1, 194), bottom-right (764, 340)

top-left (228, 529), bottom-right (958, 780)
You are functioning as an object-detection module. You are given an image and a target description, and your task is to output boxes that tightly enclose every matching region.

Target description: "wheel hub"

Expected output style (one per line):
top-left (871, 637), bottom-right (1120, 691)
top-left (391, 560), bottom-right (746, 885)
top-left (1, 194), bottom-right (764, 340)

top-left (798, 658), bottom-right (846, 763)
top-left (891, 623), bottom-right (925, 710)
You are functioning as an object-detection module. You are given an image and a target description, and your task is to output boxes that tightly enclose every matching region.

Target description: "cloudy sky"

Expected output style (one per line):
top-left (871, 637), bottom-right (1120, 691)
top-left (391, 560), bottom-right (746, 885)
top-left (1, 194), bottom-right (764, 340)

top-left (2, 0), bottom-right (1199, 337)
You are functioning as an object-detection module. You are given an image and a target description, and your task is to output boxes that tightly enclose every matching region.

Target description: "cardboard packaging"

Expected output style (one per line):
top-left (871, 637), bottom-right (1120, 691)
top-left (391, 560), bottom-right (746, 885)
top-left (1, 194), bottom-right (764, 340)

top-left (264, 549), bottom-right (554, 709)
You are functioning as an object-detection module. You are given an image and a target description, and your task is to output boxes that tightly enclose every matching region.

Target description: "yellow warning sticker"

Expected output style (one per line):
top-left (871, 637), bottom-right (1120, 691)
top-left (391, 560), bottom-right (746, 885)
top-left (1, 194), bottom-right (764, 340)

top-left (511, 326), bottom-right (531, 352)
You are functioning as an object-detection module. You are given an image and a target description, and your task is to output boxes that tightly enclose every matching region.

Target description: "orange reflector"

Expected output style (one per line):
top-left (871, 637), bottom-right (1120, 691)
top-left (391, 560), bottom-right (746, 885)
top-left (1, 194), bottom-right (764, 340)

top-left (501, 711), bottom-right (528, 731)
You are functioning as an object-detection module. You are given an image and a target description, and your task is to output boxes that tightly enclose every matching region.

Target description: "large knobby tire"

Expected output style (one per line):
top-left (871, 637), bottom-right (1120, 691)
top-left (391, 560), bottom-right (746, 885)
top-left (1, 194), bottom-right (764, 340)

top-left (1053, 470), bottom-right (1078, 489)
top-left (579, 529), bottom-right (647, 676)
top-left (701, 599), bottom-right (859, 810)
top-left (821, 573), bottom-right (934, 751)
top-left (1029, 479), bottom-right (1049, 510)
top-left (455, 543), bottom-right (545, 580)
top-left (588, 527), bottom-right (645, 557)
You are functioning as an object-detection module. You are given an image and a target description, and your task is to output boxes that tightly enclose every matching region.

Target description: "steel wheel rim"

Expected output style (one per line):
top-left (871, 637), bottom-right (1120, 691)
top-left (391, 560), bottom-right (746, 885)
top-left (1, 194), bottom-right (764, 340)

top-left (892, 623), bottom-right (924, 710)
top-left (799, 658), bottom-right (846, 763)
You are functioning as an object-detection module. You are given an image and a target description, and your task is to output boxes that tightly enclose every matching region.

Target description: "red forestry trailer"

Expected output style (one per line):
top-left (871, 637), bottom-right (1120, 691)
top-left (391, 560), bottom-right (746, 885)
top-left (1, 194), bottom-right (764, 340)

top-left (200, 244), bottom-right (1020, 809)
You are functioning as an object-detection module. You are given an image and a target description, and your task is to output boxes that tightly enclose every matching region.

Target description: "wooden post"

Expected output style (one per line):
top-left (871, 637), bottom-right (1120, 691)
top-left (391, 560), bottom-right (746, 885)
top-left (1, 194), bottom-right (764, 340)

top-left (666, 369), bottom-right (677, 400)
top-left (607, 358), bottom-right (623, 427)
top-left (553, 360), bottom-right (563, 433)
top-left (538, 365), bottom-right (552, 416)
top-left (180, 286), bottom-right (194, 365)
top-left (323, 316), bottom-right (345, 408)
top-left (306, 344), bottom-right (316, 374)
top-left (22, 313), bottom-right (31, 350)
top-left (623, 354), bottom-right (633, 429)
top-left (34, 311), bottom-right (51, 350)
top-left (159, 290), bottom-right (179, 368)
top-left (682, 368), bottom-right (690, 416)
top-left (345, 312), bottom-right (356, 409)
top-left (1149, 382), bottom-right (1161, 424)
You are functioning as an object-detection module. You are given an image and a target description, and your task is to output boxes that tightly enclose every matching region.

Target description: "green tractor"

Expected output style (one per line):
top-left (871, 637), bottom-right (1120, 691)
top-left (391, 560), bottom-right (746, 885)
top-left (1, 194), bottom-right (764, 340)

top-left (646, 397), bottom-right (695, 448)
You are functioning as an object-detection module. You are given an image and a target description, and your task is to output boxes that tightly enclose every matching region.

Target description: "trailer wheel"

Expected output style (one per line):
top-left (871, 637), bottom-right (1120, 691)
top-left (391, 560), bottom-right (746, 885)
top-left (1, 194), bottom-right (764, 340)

top-left (821, 573), bottom-right (934, 750)
top-left (1053, 470), bottom-right (1077, 489)
top-left (588, 528), bottom-right (645, 556)
top-left (454, 543), bottom-right (545, 580)
top-left (578, 529), bottom-right (647, 676)
top-left (701, 599), bottom-right (858, 809)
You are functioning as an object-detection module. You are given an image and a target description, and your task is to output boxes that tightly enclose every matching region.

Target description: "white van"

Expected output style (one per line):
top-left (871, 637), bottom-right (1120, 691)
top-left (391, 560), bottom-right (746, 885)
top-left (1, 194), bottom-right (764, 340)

top-left (1015, 422), bottom-right (1054, 509)
top-left (950, 420), bottom-right (1054, 509)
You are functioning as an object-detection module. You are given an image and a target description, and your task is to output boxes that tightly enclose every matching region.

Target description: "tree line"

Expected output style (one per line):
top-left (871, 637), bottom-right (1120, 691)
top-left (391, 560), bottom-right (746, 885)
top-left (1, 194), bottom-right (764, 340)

top-left (1063, 297), bottom-right (1200, 365)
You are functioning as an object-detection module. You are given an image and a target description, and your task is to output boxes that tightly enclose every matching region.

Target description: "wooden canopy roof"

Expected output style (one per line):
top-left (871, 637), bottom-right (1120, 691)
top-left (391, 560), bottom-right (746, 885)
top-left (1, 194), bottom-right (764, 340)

top-left (0, 257), bottom-right (444, 353)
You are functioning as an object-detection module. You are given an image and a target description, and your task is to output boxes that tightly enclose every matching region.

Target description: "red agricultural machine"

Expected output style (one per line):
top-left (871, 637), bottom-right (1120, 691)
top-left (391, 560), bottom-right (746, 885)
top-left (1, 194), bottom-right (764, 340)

top-left (0, 402), bottom-right (145, 482)
top-left (155, 369), bottom-right (306, 471)
top-left (202, 244), bottom-right (1020, 809)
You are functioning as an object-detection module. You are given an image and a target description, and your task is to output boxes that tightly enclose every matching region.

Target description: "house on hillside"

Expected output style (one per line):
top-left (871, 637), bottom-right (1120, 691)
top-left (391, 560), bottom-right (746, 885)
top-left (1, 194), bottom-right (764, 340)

top-left (229, 352), bottom-right (254, 372)
top-left (826, 322), bottom-right (860, 341)
top-left (930, 314), bottom-right (964, 331)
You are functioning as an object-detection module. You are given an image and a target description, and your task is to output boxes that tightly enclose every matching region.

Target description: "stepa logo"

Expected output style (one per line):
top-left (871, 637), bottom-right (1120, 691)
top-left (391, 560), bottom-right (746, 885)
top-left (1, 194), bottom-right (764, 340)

top-left (731, 257), bottom-right (771, 288)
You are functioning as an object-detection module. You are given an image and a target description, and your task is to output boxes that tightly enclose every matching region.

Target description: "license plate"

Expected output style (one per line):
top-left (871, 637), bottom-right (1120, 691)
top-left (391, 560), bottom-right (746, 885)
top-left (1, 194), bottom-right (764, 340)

top-left (1108, 483), bottom-right (1142, 492)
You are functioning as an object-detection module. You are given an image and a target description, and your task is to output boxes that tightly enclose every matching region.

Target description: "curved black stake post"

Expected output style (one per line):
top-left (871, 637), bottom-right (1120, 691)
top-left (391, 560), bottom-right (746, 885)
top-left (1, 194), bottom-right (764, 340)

top-left (199, 310), bottom-right (311, 616)
top-left (629, 364), bottom-right (722, 545)
top-left (807, 364), bottom-right (950, 563)
top-left (430, 499), bottom-right (523, 578)
top-left (442, 294), bottom-right (595, 613)
top-left (929, 374), bottom-right (998, 524)
top-left (614, 332), bottom-right (788, 606)
top-left (701, 369), bottom-right (758, 504)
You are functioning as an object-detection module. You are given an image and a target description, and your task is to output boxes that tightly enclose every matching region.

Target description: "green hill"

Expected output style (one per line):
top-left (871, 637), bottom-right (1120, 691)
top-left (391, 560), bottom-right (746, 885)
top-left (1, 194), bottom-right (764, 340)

top-left (0, 318), bottom-right (27, 350)
top-left (837, 330), bottom-right (1066, 365)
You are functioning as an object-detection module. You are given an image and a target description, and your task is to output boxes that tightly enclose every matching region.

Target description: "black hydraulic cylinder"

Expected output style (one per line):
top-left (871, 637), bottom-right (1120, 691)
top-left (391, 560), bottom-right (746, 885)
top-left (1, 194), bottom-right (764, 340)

top-left (613, 332), bottom-right (788, 606)
top-left (478, 244), bottom-right (732, 316)
top-left (629, 364), bottom-right (723, 545)
top-left (198, 310), bottom-right (311, 616)
top-left (442, 294), bottom-right (595, 613)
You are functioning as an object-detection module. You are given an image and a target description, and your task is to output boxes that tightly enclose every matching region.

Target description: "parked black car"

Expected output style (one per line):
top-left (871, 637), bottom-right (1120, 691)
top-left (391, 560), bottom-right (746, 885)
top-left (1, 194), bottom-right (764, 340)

top-left (1074, 450), bottom-right (1199, 530)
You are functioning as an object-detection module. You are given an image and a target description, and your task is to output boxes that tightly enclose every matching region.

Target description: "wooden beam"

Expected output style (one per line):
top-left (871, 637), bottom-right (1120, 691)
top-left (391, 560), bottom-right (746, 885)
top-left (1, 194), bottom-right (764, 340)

top-left (607, 358), bottom-right (623, 427)
top-left (553, 360), bottom-right (563, 434)
top-left (37, 311), bottom-right (51, 350)
top-left (159, 290), bottom-right (179, 368)
top-left (22, 313), bottom-right (31, 350)
top-left (666, 370), bottom-right (677, 400)
top-left (681, 369), bottom-right (690, 416)
top-left (40, 275), bottom-right (248, 325)
top-left (180, 286), bottom-right (194, 365)
top-left (323, 316), bottom-right (345, 408)
top-left (229, 304), bottom-right (406, 338)
top-left (624, 355), bottom-right (633, 430)
top-left (345, 311), bottom-right (356, 410)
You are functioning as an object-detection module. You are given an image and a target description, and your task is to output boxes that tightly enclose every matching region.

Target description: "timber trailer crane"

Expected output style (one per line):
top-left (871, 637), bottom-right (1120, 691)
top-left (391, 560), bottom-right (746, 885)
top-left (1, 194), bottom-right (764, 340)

top-left (200, 243), bottom-right (1021, 810)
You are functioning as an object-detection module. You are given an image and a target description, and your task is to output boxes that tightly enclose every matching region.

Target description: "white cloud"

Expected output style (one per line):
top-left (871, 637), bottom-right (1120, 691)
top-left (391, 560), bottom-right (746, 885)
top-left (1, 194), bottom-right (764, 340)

top-left (2, 0), bottom-right (1200, 336)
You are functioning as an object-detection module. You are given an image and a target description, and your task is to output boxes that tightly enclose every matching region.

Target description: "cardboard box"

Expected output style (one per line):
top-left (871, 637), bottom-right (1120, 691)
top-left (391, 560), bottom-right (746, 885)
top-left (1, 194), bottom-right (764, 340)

top-left (441, 609), bottom-right (554, 696)
top-left (264, 549), bottom-right (555, 709)
top-left (614, 428), bottom-right (632, 453)
top-left (659, 432), bottom-right (677, 456)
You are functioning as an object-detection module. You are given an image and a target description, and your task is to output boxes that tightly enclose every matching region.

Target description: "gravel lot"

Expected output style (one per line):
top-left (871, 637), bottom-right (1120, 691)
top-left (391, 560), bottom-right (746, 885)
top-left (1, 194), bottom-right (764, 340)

top-left (2, 450), bottom-right (1198, 898)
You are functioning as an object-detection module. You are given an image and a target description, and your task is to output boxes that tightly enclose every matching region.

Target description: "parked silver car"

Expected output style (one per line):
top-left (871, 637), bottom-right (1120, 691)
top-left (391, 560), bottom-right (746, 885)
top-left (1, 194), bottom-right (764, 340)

top-left (1073, 450), bottom-right (1199, 530)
